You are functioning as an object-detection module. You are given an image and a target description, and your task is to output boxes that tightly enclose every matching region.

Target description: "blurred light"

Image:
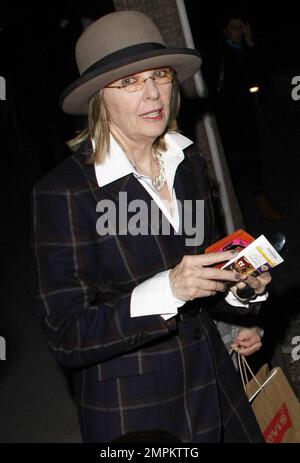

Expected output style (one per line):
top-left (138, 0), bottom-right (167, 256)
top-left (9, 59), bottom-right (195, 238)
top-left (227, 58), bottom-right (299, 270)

top-left (249, 86), bottom-right (259, 93)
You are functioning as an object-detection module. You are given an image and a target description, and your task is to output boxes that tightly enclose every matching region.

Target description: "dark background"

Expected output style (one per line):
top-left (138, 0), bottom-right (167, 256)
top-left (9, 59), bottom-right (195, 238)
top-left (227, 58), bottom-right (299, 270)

top-left (0, 0), bottom-right (300, 442)
top-left (2, 0), bottom-right (300, 178)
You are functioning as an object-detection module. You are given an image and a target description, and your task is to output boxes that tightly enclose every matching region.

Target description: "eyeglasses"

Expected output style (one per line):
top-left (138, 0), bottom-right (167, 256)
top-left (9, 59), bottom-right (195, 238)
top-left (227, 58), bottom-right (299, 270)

top-left (106, 68), bottom-right (174, 93)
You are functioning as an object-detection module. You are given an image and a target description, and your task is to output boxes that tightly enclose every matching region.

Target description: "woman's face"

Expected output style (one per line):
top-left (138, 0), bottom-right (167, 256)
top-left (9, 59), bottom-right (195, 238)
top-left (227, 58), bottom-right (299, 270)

top-left (224, 18), bottom-right (244, 43)
top-left (103, 68), bottom-right (173, 146)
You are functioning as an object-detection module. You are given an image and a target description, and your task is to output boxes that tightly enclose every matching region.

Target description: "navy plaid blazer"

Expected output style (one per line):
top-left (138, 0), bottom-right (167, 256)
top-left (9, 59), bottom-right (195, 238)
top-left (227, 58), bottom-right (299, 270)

top-left (32, 140), bottom-right (263, 443)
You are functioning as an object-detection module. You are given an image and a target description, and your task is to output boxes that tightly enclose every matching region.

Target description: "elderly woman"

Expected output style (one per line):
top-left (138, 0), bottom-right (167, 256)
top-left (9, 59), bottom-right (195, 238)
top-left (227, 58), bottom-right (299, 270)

top-left (32, 11), bottom-right (270, 443)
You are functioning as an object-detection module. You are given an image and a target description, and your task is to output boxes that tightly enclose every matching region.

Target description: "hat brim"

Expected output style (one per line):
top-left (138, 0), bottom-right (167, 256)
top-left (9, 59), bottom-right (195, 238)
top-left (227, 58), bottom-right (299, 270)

top-left (60, 48), bottom-right (201, 115)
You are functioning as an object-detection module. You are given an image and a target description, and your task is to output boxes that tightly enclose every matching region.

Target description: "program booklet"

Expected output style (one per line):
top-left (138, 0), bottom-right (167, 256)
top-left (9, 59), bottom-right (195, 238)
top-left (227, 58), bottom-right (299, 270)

top-left (205, 229), bottom-right (284, 276)
top-left (221, 234), bottom-right (284, 276)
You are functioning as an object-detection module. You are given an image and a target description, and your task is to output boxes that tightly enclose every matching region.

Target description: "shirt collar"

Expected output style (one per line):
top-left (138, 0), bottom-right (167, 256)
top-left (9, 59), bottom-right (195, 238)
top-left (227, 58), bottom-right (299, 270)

top-left (94, 132), bottom-right (193, 187)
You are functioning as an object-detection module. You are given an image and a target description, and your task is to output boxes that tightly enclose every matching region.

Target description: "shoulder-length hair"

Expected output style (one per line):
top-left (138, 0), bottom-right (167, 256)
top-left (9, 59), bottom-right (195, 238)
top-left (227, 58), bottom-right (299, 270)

top-left (67, 76), bottom-right (181, 164)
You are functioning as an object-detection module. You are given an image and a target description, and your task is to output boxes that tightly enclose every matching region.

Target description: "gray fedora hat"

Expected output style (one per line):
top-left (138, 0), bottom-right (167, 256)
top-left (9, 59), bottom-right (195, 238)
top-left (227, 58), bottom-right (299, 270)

top-left (60, 10), bottom-right (202, 115)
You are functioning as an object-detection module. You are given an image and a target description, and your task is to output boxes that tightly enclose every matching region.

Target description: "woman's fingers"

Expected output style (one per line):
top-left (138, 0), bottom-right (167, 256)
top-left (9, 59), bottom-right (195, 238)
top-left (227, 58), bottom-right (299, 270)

top-left (188, 266), bottom-right (242, 283)
top-left (231, 271), bottom-right (272, 296)
top-left (231, 342), bottom-right (262, 356)
top-left (169, 253), bottom-right (243, 301)
top-left (235, 336), bottom-right (261, 348)
top-left (231, 327), bottom-right (262, 356)
top-left (172, 277), bottom-right (227, 301)
top-left (188, 251), bottom-right (237, 267)
top-left (182, 276), bottom-right (228, 293)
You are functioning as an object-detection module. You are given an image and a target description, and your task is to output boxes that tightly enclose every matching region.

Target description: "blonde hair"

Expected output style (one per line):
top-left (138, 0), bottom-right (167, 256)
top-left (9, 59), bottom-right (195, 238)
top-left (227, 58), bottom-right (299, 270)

top-left (67, 77), bottom-right (181, 164)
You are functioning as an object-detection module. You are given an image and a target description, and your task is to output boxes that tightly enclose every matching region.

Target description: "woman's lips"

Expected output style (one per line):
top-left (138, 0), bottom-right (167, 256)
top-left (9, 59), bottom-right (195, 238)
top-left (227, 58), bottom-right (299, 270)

top-left (140, 108), bottom-right (163, 120)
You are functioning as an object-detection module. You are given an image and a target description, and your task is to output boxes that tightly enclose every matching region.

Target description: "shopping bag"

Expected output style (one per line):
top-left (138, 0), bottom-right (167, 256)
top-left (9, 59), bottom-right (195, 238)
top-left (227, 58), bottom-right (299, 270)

top-left (238, 356), bottom-right (300, 443)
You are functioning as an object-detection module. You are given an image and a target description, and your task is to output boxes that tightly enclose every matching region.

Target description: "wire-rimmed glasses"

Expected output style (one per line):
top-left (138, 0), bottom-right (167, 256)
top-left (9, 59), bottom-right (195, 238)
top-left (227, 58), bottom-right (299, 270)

top-left (106, 68), bottom-right (174, 93)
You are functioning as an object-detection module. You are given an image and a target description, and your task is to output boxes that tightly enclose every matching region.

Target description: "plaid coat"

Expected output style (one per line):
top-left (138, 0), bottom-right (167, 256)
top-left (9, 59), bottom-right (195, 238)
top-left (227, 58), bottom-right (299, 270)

top-left (32, 140), bottom-right (263, 443)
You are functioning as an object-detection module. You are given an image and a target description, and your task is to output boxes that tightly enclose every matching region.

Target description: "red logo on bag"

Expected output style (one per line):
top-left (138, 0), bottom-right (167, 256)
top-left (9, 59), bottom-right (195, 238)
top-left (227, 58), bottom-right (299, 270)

top-left (263, 403), bottom-right (292, 443)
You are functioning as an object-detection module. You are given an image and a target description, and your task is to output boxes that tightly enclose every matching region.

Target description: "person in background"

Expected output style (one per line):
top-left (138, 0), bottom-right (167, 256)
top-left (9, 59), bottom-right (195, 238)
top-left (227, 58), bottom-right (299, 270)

top-left (215, 12), bottom-right (285, 221)
top-left (32, 11), bottom-right (270, 443)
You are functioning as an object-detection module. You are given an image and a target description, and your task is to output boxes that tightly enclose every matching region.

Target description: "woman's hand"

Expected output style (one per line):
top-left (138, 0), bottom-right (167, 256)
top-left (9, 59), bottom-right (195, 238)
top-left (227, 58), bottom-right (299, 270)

top-left (230, 271), bottom-right (271, 301)
top-left (169, 251), bottom-right (242, 301)
top-left (230, 327), bottom-right (262, 356)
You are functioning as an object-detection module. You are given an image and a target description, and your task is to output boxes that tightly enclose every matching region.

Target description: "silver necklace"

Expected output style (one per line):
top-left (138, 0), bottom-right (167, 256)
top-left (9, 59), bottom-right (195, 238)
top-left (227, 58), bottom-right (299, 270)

top-left (113, 133), bottom-right (166, 192)
top-left (151, 152), bottom-right (166, 191)
top-left (129, 151), bottom-right (166, 192)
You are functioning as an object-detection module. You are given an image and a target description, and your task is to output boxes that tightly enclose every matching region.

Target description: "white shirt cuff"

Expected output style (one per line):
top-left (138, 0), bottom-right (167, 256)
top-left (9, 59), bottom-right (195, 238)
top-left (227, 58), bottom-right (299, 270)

top-left (225, 290), bottom-right (268, 308)
top-left (130, 270), bottom-right (185, 319)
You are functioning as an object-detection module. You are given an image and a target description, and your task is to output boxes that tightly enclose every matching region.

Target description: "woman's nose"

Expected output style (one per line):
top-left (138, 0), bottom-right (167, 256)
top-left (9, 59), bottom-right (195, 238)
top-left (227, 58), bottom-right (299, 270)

top-left (143, 77), bottom-right (160, 99)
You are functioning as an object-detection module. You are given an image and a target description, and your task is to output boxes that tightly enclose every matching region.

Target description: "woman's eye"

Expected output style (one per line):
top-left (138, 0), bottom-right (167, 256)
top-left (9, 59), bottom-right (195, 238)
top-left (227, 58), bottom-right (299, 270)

top-left (153, 69), bottom-right (167, 78)
top-left (121, 77), bottom-right (137, 87)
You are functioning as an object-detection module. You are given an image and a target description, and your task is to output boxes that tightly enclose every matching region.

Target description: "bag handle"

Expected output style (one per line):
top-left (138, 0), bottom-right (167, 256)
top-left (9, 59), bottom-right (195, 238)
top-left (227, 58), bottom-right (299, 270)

top-left (237, 354), bottom-right (277, 403)
top-left (237, 354), bottom-right (261, 393)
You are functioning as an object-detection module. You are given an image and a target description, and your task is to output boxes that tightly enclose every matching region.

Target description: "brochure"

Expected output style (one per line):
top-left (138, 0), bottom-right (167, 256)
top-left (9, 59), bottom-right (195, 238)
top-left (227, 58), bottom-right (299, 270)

top-left (221, 234), bottom-right (284, 276)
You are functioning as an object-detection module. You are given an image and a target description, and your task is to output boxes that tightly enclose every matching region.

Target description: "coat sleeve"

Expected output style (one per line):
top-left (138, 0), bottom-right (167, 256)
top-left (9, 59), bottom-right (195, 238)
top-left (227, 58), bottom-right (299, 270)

top-left (32, 186), bottom-right (177, 369)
